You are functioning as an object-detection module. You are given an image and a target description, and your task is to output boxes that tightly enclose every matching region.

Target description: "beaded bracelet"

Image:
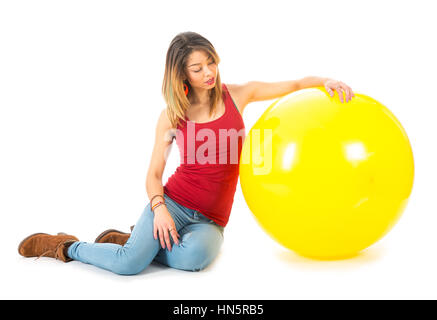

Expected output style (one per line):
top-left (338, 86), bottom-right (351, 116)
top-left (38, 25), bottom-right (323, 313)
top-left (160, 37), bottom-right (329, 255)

top-left (151, 200), bottom-right (166, 213)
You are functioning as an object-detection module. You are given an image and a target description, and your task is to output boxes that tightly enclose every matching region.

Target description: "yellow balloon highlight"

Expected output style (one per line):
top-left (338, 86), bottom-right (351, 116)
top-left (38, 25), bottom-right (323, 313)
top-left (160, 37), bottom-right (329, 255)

top-left (239, 87), bottom-right (414, 259)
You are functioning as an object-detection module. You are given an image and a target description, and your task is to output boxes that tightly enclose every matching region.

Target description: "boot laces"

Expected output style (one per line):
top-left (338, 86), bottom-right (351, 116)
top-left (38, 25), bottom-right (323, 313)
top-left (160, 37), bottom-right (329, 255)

top-left (35, 241), bottom-right (68, 261)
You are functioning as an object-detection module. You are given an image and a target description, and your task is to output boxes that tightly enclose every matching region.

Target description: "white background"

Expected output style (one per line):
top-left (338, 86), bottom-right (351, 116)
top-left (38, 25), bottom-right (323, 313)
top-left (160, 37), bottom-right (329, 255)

top-left (1, 0), bottom-right (436, 299)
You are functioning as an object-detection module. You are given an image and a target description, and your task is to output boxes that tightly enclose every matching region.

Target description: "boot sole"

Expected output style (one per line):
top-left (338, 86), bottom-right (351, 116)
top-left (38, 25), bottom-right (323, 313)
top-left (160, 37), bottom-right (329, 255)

top-left (94, 229), bottom-right (128, 243)
top-left (18, 232), bottom-right (49, 257)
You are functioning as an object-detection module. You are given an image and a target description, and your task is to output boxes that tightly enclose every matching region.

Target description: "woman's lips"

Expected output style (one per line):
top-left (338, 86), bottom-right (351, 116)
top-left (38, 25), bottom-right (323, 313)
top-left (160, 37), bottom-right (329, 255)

top-left (206, 77), bottom-right (215, 85)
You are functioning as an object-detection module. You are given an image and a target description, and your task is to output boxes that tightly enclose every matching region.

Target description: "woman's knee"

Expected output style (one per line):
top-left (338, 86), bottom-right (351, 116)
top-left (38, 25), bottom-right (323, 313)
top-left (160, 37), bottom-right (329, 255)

top-left (188, 254), bottom-right (217, 272)
top-left (174, 253), bottom-right (214, 272)
top-left (178, 236), bottom-right (223, 272)
top-left (109, 248), bottom-right (150, 275)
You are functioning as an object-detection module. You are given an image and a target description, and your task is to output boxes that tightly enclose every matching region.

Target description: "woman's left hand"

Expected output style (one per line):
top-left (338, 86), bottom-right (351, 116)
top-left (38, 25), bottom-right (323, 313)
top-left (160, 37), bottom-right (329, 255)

top-left (324, 79), bottom-right (355, 103)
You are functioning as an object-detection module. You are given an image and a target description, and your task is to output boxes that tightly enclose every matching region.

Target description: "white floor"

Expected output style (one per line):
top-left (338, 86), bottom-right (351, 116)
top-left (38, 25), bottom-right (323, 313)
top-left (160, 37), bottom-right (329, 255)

top-left (4, 185), bottom-right (436, 300)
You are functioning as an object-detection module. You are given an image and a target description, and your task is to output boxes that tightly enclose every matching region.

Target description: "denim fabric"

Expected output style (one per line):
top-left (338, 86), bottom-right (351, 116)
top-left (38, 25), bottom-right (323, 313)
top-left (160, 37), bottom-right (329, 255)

top-left (67, 193), bottom-right (224, 275)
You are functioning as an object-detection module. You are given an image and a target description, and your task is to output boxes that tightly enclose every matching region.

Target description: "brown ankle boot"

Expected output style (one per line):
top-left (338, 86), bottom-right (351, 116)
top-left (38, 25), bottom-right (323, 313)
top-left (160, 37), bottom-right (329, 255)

top-left (18, 232), bottom-right (79, 262)
top-left (94, 225), bottom-right (135, 246)
top-left (94, 229), bottom-right (131, 246)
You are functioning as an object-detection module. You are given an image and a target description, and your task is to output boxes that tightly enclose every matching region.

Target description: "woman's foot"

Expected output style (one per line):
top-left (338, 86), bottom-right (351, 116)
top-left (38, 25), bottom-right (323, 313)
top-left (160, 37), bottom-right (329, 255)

top-left (18, 232), bottom-right (79, 262)
top-left (94, 229), bottom-right (130, 245)
top-left (94, 226), bottom-right (134, 246)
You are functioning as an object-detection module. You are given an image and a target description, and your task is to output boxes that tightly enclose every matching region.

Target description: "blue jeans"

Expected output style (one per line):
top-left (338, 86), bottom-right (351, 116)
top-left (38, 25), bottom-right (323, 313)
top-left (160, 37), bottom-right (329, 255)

top-left (67, 193), bottom-right (224, 275)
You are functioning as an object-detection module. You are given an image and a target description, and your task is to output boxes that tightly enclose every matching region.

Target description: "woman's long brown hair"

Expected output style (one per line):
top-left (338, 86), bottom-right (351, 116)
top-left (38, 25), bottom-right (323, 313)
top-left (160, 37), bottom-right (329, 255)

top-left (162, 31), bottom-right (222, 129)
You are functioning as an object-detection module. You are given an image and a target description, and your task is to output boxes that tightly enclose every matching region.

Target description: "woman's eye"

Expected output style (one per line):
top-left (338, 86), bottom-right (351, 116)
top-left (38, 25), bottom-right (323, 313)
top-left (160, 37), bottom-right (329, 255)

top-left (193, 62), bottom-right (215, 72)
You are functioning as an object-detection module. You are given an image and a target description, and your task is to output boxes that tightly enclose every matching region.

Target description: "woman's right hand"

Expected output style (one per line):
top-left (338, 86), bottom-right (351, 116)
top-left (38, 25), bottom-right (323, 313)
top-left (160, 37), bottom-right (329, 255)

top-left (153, 205), bottom-right (180, 251)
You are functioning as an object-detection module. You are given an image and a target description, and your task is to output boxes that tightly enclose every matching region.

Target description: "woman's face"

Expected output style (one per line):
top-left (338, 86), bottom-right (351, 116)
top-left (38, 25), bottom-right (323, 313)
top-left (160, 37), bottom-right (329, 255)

top-left (185, 50), bottom-right (218, 90)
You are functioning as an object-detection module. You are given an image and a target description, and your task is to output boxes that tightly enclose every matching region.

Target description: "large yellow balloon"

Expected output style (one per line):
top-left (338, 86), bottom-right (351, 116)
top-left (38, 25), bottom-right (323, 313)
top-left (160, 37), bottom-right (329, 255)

top-left (239, 87), bottom-right (414, 259)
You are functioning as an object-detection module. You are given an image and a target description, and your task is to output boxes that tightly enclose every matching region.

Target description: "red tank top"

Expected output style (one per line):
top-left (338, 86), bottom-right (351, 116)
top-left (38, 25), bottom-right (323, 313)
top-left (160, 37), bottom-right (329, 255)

top-left (163, 83), bottom-right (246, 226)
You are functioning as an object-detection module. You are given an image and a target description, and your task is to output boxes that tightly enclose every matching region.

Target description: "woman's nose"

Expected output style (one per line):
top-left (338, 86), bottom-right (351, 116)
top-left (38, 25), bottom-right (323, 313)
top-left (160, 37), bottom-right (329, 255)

top-left (204, 66), bottom-right (213, 76)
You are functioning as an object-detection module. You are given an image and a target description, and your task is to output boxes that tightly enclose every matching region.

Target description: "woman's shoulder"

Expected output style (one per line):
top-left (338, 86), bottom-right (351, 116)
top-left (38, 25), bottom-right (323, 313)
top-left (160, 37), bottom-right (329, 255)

top-left (223, 82), bottom-right (250, 98)
top-left (221, 82), bottom-right (251, 115)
